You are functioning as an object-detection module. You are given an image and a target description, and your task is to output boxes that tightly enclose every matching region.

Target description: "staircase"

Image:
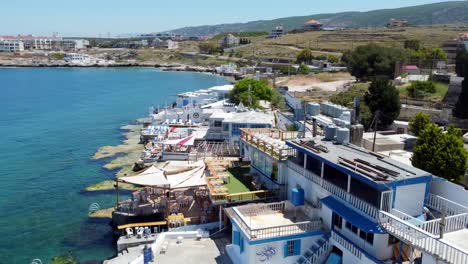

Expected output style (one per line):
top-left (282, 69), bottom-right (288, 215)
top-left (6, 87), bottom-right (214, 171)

top-left (295, 233), bottom-right (332, 264)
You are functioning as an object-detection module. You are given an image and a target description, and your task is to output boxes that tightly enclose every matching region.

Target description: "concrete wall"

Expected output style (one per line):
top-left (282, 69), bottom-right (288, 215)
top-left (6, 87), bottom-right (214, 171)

top-left (430, 180), bottom-right (468, 208)
top-left (398, 105), bottom-right (449, 124)
top-left (393, 183), bottom-right (427, 216)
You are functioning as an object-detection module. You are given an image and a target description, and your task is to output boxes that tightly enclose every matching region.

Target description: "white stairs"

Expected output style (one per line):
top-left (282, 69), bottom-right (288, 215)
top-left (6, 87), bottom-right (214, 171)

top-left (295, 233), bottom-right (332, 264)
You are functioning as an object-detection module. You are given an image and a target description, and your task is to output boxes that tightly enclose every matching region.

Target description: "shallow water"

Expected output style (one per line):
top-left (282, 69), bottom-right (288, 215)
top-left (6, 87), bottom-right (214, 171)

top-left (0, 67), bottom-right (227, 263)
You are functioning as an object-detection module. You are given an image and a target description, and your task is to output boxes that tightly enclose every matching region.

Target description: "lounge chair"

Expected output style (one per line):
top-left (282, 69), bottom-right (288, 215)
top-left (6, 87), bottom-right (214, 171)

top-left (125, 228), bottom-right (134, 238)
top-left (137, 227), bottom-right (144, 238)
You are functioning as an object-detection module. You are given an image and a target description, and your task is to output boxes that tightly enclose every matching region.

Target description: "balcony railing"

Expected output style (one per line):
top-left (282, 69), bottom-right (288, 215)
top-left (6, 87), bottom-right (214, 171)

top-left (426, 194), bottom-right (468, 216)
top-left (240, 129), bottom-right (295, 161)
top-left (287, 160), bottom-right (389, 219)
top-left (331, 231), bottom-right (362, 260)
top-left (228, 205), bottom-right (322, 241)
top-left (379, 211), bottom-right (468, 264)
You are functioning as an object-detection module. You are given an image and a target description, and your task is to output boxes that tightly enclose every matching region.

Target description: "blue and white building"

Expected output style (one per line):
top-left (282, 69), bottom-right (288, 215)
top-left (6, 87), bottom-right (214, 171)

top-left (227, 128), bottom-right (468, 264)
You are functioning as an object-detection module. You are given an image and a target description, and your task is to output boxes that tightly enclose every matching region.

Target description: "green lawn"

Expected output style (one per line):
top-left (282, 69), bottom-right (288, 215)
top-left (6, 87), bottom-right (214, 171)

top-left (225, 167), bottom-right (252, 194)
top-left (398, 82), bottom-right (449, 101)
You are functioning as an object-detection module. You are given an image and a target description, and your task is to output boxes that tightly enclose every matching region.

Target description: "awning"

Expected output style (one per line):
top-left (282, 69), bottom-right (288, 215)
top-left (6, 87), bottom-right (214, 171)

top-left (163, 135), bottom-right (195, 146)
top-left (119, 163), bottom-right (206, 189)
top-left (321, 195), bottom-right (386, 234)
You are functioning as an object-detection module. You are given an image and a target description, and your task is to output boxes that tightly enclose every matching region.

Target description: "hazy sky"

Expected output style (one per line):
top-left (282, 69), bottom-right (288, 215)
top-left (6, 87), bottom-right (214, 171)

top-left (1, 0), bottom-right (450, 37)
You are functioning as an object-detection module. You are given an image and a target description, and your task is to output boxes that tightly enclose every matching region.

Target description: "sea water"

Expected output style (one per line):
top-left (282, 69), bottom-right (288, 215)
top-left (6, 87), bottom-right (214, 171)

top-left (0, 67), bottom-right (228, 263)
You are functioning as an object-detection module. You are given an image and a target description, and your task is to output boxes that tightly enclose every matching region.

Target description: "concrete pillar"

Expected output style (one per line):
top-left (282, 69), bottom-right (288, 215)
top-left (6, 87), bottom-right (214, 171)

top-left (219, 205), bottom-right (223, 231)
top-left (347, 175), bottom-right (351, 193)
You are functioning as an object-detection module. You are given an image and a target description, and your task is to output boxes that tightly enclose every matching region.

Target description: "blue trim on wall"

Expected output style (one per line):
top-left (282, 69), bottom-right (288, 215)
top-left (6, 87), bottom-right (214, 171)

top-left (333, 230), bottom-right (385, 264)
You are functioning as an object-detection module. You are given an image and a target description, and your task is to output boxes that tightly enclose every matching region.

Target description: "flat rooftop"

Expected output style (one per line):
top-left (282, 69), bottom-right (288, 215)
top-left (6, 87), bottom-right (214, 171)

top-left (153, 238), bottom-right (232, 264)
top-left (442, 229), bottom-right (468, 254)
top-left (288, 137), bottom-right (430, 183)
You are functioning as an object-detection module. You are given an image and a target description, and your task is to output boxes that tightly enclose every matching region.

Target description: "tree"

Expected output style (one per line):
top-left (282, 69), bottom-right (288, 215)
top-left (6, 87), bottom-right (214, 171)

top-left (364, 77), bottom-right (401, 128)
top-left (404, 39), bottom-right (421, 51)
top-left (198, 42), bottom-right (220, 54)
top-left (408, 112), bottom-right (432, 136)
top-left (430, 48), bottom-right (448, 61)
top-left (297, 48), bottom-right (313, 64)
top-left (297, 64), bottom-right (311, 75)
top-left (270, 89), bottom-right (287, 111)
top-left (328, 54), bottom-right (339, 64)
top-left (345, 44), bottom-right (405, 81)
top-left (406, 81), bottom-right (436, 99)
top-left (229, 78), bottom-right (272, 108)
top-left (412, 124), bottom-right (468, 182)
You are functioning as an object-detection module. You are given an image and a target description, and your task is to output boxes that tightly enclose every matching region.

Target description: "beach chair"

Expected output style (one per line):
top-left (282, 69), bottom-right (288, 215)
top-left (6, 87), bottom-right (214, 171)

top-left (144, 227), bottom-right (151, 237)
top-left (125, 228), bottom-right (134, 238)
top-left (137, 227), bottom-right (144, 238)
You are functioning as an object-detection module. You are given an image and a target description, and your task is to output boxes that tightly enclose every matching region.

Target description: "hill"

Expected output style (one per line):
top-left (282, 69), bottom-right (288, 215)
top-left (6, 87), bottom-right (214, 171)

top-left (168, 1), bottom-right (468, 36)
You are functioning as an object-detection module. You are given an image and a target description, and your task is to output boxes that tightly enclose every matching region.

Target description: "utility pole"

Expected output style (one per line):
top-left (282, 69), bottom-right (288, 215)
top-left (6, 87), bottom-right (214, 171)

top-left (372, 111), bottom-right (380, 152)
top-left (302, 100), bottom-right (307, 138)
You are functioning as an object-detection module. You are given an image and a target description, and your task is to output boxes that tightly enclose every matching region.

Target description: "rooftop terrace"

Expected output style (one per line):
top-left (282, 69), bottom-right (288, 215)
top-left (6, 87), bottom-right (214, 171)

top-left (226, 202), bottom-right (322, 240)
top-left (288, 137), bottom-right (430, 183)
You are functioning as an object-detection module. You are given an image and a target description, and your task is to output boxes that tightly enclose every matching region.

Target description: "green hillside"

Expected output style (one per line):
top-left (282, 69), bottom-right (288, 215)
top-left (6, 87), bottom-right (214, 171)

top-left (169, 1), bottom-right (468, 36)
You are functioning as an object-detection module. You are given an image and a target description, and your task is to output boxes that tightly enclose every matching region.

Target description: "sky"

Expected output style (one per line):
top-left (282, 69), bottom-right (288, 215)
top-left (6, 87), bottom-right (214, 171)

top-left (0, 0), bottom-right (451, 37)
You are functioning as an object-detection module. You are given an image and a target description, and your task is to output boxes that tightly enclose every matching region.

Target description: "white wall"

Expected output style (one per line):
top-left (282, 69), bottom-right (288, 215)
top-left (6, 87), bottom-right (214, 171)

top-left (430, 180), bottom-right (468, 208)
top-left (393, 183), bottom-right (427, 216)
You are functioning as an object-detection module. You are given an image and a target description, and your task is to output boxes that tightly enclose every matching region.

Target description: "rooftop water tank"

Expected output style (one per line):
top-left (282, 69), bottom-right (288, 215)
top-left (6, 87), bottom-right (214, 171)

top-left (291, 188), bottom-right (305, 206)
top-left (325, 125), bottom-right (337, 141)
top-left (336, 128), bottom-right (350, 145)
top-left (308, 102), bottom-right (320, 116)
top-left (340, 111), bottom-right (352, 122)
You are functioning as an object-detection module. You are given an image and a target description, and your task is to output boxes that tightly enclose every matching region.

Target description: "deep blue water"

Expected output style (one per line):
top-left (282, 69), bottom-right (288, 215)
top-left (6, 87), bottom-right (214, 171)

top-left (0, 67), bottom-right (227, 264)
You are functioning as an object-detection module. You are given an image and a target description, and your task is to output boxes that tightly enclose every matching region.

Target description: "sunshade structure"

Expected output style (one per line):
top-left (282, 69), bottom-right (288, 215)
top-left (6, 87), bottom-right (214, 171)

top-left (163, 135), bottom-right (195, 146)
top-left (119, 163), bottom-right (206, 189)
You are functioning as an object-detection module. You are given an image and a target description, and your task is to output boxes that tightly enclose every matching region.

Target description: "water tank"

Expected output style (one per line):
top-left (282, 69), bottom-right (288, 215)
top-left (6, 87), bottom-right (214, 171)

top-left (340, 111), bottom-right (352, 122)
top-left (307, 102), bottom-right (320, 116)
top-left (336, 128), bottom-right (350, 145)
top-left (320, 102), bottom-right (328, 115)
top-left (325, 125), bottom-right (337, 141)
top-left (291, 188), bottom-right (305, 206)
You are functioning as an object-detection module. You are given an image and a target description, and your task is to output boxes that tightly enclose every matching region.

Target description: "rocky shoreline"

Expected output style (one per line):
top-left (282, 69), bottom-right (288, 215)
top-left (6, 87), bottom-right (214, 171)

top-left (0, 61), bottom-right (217, 73)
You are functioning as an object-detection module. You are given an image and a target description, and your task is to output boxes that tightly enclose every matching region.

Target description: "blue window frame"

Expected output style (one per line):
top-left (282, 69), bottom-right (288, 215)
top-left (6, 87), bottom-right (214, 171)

top-left (284, 239), bottom-right (301, 257)
top-left (233, 231), bottom-right (240, 246)
top-left (240, 237), bottom-right (244, 253)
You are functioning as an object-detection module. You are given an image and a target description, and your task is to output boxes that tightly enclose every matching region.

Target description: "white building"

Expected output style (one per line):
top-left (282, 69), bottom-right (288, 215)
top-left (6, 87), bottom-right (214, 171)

top-left (225, 128), bottom-right (468, 264)
top-left (64, 53), bottom-right (92, 64)
top-left (0, 35), bottom-right (89, 51)
top-left (153, 38), bottom-right (179, 49)
top-left (220, 34), bottom-right (240, 47)
top-left (269, 25), bottom-right (285, 39)
top-left (0, 39), bottom-right (24, 52)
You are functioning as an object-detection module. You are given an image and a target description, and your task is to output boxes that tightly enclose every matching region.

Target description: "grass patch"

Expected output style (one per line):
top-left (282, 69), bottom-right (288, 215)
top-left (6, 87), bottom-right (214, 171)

top-left (225, 167), bottom-right (252, 194)
top-left (398, 81), bottom-right (448, 101)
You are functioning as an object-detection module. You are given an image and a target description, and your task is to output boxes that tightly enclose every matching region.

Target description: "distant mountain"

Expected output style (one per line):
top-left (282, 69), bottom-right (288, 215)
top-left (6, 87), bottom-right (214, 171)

top-left (167, 1), bottom-right (468, 36)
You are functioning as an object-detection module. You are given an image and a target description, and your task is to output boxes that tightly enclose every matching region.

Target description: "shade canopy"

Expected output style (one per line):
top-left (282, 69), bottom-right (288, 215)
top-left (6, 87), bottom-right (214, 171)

top-left (163, 135), bottom-right (195, 146)
top-left (119, 163), bottom-right (206, 189)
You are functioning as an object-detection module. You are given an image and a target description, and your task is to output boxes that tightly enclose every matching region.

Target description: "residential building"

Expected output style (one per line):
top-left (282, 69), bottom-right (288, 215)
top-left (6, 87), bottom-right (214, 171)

top-left (113, 40), bottom-right (149, 49)
top-left (226, 127), bottom-right (468, 264)
top-left (387, 19), bottom-right (409, 28)
top-left (64, 53), bottom-right (92, 64)
top-left (220, 34), bottom-right (240, 48)
top-left (0, 35), bottom-right (89, 51)
top-left (0, 39), bottom-right (24, 52)
top-left (153, 38), bottom-right (179, 49)
top-left (303, 20), bottom-right (323, 31)
top-left (403, 65), bottom-right (420, 75)
top-left (269, 25), bottom-right (285, 39)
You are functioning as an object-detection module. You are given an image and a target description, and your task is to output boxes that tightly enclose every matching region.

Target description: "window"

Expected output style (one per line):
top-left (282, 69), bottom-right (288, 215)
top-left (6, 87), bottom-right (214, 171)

top-left (284, 240), bottom-right (301, 257)
top-left (223, 123), bottom-right (229, 132)
top-left (233, 231), bottom-right (240, 246)
top-left (306, 155), bottom-right (322, 175)
top-left (350, 178), bottom-right (380, 207)
top-left (345, 221), bottom-right (358, 234)
top-left (332, 213), bottom-right (343, 229)
top-left (323, 164), bottom-right (348, 190)
top-left (359, 230), bottom-right (374, 245)
top-left (214, 120), bottom-right (222, 127)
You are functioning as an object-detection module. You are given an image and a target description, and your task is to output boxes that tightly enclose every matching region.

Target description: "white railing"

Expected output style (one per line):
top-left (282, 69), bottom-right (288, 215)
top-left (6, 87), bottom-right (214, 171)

top-left (426, 194), bottom-right (468, 216)
top-left (229, 205), bottom-right (322, 241)
top-left (420, 213), bottom-right (468, 236)
top-left (331, 231), bottom-right (362, 260)
top-left (288, 160), bottom-right (381, 219)
top-left (379, 211), bottom-right (468, 264)
top-left (390, 209), bottom-right (422, 223)
top-left (307, 239), bottom-right (332, 264)
top-left (380, 190), bottom-right (393, 212)
top-left (251, 220), bottom-right (322, 240)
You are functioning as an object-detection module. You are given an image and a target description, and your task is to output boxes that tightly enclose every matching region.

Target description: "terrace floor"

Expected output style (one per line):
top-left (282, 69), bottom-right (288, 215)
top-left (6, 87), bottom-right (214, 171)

top-left (153, 237), bottom-right (232, 264)
top-left (225, 167), bottom-right (252, 194)
top-left (441, 228), bottom-right (468, 253)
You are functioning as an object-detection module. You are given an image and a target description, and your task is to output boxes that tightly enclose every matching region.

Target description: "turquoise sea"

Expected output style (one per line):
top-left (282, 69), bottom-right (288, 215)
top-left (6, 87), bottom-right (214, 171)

top-left (0, 68), bottom-right (228, 264)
